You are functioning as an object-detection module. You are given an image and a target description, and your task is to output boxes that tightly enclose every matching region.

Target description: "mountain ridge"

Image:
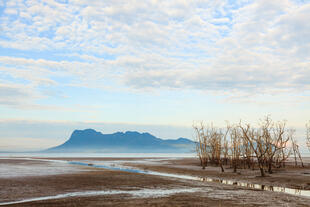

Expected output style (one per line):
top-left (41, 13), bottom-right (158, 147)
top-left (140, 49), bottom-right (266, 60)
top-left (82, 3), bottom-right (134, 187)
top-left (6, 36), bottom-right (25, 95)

top-left (45, 129), bottom-right (195, 153)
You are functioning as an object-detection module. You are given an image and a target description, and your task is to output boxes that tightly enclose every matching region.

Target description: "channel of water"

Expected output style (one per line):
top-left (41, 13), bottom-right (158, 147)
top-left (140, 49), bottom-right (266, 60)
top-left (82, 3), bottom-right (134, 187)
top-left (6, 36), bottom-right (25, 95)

top-left (0, 188), bottom-right (202, 206)
top-left (67, 160), bottom-right (310, 198)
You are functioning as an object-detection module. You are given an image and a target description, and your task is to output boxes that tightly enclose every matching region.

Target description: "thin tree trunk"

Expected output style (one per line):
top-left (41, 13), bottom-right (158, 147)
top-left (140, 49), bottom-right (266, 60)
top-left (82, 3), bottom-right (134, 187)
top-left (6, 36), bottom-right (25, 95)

top-left (259, 163), bottom-right (265, 177)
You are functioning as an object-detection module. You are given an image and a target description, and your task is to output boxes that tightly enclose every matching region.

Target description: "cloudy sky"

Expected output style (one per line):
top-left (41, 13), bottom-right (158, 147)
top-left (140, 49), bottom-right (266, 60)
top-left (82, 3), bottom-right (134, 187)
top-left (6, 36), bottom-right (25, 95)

top-left (0, 0), bottom-right (309, 151)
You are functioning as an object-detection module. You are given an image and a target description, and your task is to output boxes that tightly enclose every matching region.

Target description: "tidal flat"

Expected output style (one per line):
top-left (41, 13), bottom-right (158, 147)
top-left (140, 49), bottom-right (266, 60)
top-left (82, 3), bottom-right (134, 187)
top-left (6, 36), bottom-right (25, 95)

top-left (0, 157), bottom-right (310, 207)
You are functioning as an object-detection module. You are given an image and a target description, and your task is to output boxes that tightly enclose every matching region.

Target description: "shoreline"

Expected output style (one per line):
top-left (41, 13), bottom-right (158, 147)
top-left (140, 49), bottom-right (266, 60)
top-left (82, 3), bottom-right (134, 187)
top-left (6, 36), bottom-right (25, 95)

top-left (1, 157), bottom-right (310, 206)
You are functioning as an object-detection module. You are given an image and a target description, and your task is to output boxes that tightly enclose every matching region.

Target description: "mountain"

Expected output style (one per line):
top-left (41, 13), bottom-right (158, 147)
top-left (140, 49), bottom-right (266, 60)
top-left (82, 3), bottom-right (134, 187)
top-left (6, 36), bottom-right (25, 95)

top-left (45, 129), bottom-right (195, 153)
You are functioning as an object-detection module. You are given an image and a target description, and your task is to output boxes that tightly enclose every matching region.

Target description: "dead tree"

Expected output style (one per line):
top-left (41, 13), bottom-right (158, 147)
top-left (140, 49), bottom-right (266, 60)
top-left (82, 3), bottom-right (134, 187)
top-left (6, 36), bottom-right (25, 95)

top-left (239, 122), bottom-right (268, 177)
top-left (263, 118), bottom-right (290, 174)
top-left (211, 130), bottom-right (224, 172)
top-left (274, 141), bottom-right (291, 168)
top-left (230, 126), bottom-right (242, 173)
top-left (193, 122), bottom-right (228, 172)
top-left (222, 122), bottom-right (230, 165)
top-left (290, 130), bottom-right (304, 167)
top-left (194, 117), bottom-right (297, 176)
top-left (193, 122), bottom-right (209, 169)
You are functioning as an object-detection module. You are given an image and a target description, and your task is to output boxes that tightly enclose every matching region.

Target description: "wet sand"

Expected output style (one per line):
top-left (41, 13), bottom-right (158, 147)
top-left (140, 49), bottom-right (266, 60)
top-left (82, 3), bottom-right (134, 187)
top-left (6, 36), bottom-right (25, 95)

top-left (0, 157), bottom-right (310, 207)
top-left (124, 157), bottom-right (310, 190)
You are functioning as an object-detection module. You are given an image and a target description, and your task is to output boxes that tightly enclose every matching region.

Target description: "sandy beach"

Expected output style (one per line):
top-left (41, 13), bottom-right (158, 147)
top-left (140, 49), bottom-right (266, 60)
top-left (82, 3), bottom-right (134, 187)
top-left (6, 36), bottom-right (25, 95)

top-left (0, 157), bottom-right (310, 207)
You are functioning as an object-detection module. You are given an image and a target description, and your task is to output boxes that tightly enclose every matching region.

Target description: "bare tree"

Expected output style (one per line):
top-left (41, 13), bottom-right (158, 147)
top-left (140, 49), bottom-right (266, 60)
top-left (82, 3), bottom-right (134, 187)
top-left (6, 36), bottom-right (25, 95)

top-left (222, 122), bottom-right (231, 166)
top-left (193, 122), bottom-right (209, 169)
top-left (290, 130), bottom-right (304, 167)
top-left (263, 118), bottom-right (290, 174)
top-left (274, 132), bottom-right (291, 169)
top-left (209, 129), bottom-right (224, 172)
top-left (193, 122), bottom-right (229, 172)
top-left (241, 134), bottom-right (254, 170)
top-left (230, 126), bottom-right (242, 173)
top-left (239, 121), bottom-right (269, 177)
top-left (194, 117), bottom-right (300, 177)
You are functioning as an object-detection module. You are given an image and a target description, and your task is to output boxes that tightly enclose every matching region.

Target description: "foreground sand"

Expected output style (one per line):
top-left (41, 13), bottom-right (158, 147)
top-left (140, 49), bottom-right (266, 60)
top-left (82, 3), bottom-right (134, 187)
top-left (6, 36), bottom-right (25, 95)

top-left (0, 157), bottom-right (310, 207)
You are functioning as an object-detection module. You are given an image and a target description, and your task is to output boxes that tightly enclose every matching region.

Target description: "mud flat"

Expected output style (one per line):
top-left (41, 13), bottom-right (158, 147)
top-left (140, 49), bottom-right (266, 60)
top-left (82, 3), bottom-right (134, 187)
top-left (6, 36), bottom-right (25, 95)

top-left (123, 157), bottom-right (310, 190)
top-left (0, 157), bottom-right (310, 207)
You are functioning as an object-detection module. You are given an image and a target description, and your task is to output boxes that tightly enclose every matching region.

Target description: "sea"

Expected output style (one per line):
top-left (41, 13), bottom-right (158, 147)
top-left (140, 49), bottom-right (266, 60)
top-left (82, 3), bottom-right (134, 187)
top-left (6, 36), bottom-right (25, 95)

top-left (0, 152), bottom-right (309, 158)
top-left (0, 152), bottom-right (196, 158)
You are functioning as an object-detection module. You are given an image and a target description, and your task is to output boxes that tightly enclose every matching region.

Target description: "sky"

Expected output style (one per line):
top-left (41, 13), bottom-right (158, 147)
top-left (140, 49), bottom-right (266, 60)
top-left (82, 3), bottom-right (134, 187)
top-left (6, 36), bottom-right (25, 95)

top-left (0, 0), bottom-right (309, 152)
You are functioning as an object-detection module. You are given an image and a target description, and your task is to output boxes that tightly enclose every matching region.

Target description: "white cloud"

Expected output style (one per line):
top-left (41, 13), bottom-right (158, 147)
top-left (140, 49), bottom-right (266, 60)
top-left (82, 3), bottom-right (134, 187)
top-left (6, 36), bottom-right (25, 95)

top-left (0, 0), bottom-right (309, 104)
top-left (0, 83), bottom-right (38, 107)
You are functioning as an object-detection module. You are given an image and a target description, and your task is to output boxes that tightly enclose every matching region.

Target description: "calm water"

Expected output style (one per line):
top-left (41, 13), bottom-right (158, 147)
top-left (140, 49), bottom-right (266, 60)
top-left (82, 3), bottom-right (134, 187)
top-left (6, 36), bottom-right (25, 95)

top-left (1, 152), bottom-right (309, 158)
top-left (0, 152), bottom-right (196, 158)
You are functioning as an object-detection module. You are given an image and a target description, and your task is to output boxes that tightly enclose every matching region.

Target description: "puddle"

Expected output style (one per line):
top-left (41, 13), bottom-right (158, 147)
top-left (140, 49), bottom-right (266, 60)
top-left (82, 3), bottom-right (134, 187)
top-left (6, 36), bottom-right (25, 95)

top-left (0, 188), bottom-right (202, 206)
top-left (67, 160), bottom-right (310, 198)
top-left (201, 178), bottom-right (310, 197)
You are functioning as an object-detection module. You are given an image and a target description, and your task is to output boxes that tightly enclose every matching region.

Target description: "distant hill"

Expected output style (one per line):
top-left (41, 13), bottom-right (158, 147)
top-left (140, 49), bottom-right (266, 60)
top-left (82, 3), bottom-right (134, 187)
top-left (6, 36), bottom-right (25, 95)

top-left (45, 129), bottom-right (195, 153)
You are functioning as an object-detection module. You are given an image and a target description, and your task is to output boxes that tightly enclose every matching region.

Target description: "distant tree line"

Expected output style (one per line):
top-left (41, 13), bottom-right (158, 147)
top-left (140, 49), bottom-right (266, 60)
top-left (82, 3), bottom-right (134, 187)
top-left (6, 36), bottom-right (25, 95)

top-left (193, 116), bottom-right (308, 177)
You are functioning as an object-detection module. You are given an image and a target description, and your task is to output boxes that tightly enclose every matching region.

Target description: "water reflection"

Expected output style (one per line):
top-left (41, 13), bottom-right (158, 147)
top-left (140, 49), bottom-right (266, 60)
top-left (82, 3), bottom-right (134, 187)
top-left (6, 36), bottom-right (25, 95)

top-left (67, 161), bottom-right (310, 198)
top-left (198, 177), bottom-right (308, 197)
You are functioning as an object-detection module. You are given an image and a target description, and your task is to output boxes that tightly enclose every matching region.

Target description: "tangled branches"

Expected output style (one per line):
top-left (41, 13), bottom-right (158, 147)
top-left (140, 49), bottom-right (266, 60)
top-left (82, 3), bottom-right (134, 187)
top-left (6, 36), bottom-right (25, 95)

top-left (194, 116), bottom-right (304, 177)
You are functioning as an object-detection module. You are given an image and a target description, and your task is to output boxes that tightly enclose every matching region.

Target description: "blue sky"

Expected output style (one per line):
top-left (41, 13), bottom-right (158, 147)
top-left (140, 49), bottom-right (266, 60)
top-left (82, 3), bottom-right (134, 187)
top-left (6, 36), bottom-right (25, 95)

top-left (0, 0), bottom-right (309, 151)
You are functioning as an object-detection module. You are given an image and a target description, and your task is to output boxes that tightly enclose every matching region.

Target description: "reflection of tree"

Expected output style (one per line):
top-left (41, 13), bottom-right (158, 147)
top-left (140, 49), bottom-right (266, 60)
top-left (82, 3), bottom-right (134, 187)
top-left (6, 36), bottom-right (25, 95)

top-left (269, 186), bottom-right (274, 192)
